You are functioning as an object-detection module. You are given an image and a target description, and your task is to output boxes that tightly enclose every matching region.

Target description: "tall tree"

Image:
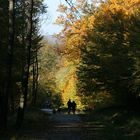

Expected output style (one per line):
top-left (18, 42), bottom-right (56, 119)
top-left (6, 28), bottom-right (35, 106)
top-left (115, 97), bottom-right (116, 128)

top-left (56, 0), bottom-right (140, 108)
top-left (16, 0), bottom-right (33, 128)
top-left (0, 0), bottom-right (15, 129)
top-left (77, 0), bottom-right (140, 106)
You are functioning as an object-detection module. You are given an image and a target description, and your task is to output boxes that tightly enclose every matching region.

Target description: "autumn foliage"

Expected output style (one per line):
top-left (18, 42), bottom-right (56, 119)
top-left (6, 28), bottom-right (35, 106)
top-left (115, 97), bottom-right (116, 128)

top-left (56, 0), bottom-right (140, 109)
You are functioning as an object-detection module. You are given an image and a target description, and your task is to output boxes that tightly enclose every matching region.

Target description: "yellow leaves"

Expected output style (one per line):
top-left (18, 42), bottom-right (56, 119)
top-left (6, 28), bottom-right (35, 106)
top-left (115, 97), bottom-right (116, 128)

top-left (56, 62), bottom-right (79, 106)
top-left (110, 4), bottom-right (123, 14)
top-left (67, 13), bottom-right (74, 20)
top-left (71, 16), bottom-right (94, 38)
top-left (55, 16), bottom-right (65, 25)
top-left (59, 14), bottom-right (96, 63)
top-left (125, 11), bottom-right (129, 16)
top-left (58, 0), bottom-right (140, 67)
top-left (109, 0), bottom-right (117, 4)
top-left (108, 0), bottom-right (140, 17)
top-left (101, 1), bottom-right (125, 17)
top-left (62, 57), bottom-right (70, 67)
top-left (95, 0), bottom-right (140, 27)
top-left (88, 15), bottom-right (95, 29)
top-left (57, 4), bottom-right (67, 13)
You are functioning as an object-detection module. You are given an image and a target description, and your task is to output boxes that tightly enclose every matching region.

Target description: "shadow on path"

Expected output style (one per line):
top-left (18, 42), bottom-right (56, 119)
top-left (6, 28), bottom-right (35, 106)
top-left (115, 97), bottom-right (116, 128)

top-left (18, 112), bottom-right (109, 140)
top-left (45, 112), bottom-right (107, 140)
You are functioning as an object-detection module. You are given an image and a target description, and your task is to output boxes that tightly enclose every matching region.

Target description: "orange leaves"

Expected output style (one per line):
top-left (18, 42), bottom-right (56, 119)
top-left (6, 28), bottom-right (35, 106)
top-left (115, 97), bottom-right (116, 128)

top-left (108, 0), bottom-right (140, 17)
top-left (55, 1), bottom-right (96, 62)
top-left (55, 15), bottom-right (66, 25)
top-left (57, 0), bottom-right (140, 64)
top-left (88, 15), bottom-right (95, 29)
top-left (67, 13), bottom-right (75, 20)
top-left (94, 0), bottom-right (140, 29)
top-left (67, 15), bottom-right (95, 39)
top-left (58, 13), bottom-right (96, 63)
top-left (57, 4), bottom-right (67, 13)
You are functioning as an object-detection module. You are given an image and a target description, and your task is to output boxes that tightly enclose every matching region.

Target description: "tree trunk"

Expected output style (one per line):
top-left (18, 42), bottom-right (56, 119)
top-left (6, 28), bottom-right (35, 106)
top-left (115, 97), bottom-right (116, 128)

top-left (0, 0), bottom-right (15, 130)
top-left (16, 0), bottom-right (33, 128)
top-left (35, 50), bottom-right (39, 103)
top-left (32, 49), bottom-right (39, 105)
top-left (32, 58), bottom-right (36, 105)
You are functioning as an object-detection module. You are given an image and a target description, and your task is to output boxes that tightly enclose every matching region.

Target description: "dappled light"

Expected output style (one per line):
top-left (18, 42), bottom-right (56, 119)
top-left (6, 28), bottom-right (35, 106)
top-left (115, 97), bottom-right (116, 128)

top-left (0, 0), bottom-right (140, 139)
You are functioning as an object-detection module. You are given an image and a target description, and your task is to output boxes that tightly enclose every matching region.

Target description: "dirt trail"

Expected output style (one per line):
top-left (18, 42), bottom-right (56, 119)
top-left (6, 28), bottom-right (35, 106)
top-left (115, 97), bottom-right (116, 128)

top-left (21, 112), bottom-right (107, 140)
top-left (45, 112), bottom-right (106, 140)
top-left (45, 113), bottom-right (81, 140)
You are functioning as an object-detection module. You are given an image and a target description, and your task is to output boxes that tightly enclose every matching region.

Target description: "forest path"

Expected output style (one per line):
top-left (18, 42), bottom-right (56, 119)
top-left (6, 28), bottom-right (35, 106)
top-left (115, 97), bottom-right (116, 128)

top-left (20, 112), bottom-right (108, 140)
top-left (47, 113), bottom-right (82, 140)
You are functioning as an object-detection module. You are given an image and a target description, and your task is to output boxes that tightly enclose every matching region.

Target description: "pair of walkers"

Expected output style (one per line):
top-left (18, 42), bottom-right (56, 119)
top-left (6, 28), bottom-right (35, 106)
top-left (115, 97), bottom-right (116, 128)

top-left (67, 99), bottom-right (76, 114)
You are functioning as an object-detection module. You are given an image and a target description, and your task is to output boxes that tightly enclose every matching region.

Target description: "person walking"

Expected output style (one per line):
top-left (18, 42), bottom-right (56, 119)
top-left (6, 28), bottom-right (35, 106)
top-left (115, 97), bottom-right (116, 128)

top-left (72, 101), bottom-right (76, 114)
top-left (67, 99), bottom-right (72, 114)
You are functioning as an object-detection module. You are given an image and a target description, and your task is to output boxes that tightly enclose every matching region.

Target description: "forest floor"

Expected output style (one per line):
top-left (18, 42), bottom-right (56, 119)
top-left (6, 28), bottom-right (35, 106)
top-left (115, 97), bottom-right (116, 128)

top-left (0, 107), bottom-right (140, 140)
